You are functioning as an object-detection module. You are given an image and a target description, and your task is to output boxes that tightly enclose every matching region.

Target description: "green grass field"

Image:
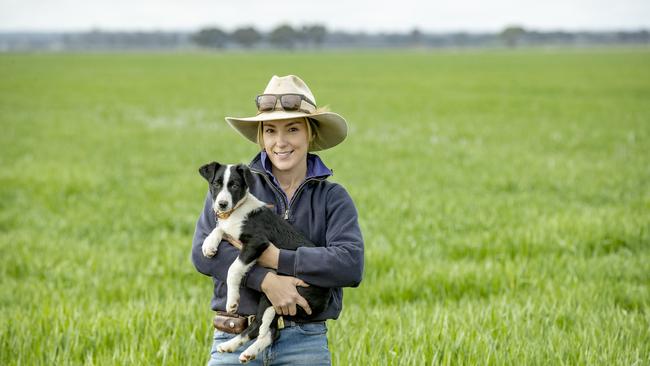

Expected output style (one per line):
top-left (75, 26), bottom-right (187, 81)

top-left (1, 48), bottom-right (649, 365)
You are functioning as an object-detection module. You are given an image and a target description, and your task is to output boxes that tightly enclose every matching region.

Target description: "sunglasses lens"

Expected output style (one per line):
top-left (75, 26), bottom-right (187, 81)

top-left (280, 95), bottom-right (302, 111)
top-left (257, 95), bottom-right (277, 111)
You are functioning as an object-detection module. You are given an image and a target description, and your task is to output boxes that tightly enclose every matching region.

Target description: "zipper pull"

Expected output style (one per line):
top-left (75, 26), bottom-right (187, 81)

top-left (284, 210), bottom-right (289, 220)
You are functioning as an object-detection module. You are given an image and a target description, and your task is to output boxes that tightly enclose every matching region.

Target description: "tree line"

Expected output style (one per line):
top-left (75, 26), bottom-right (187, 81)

top-left (0, 24), bottom-right (648, 51)
top-left (191, 24), bottom-right (650, 49)
top-left (192, 24), bottom-right (326, 49)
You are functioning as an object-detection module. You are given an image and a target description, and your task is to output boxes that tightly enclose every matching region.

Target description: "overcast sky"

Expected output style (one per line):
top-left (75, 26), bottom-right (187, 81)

top-left (1, 0), bottom-right (649, 33)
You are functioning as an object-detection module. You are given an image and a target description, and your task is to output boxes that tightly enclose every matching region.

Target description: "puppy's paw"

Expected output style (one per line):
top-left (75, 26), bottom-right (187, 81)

top-left (226, 298), bottom-right (239, 314)
top-left (216, 342), bottom-right (236, 353)
top-left (239, 351), bottom-right (257, 363)
top-left (202, 231), bottom-right (221, 257)
top-left (202, 240), bottom-right (218, 257)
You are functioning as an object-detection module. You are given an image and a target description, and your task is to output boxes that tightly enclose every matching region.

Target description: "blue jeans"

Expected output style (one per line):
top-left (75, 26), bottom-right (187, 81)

top-left (207, 322), bottom-right (331, 366)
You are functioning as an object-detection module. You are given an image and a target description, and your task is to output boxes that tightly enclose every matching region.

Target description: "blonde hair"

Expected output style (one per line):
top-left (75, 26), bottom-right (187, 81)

top-left (257, 117), bottom-right (317, 151)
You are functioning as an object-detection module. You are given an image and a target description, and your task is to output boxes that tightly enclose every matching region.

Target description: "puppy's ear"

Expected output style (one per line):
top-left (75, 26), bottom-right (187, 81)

top-left (199, 161), bottom-right (221, 183)
top-left (236, 164), bottom-right (255, 191)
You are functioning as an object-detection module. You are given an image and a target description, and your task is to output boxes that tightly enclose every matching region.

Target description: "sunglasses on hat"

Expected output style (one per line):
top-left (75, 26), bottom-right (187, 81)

top-left (256, 94), bottom-right (316, 114)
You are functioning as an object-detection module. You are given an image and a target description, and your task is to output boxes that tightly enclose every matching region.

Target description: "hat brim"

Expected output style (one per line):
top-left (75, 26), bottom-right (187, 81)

top-left (225, 110), bottom-right (348, 152)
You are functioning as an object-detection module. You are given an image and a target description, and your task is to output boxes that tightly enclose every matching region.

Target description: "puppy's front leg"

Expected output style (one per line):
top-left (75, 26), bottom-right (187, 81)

top-left (225, 257), bottom-right (255, 314)
top-left (202, 227), bottom-right (223, 257)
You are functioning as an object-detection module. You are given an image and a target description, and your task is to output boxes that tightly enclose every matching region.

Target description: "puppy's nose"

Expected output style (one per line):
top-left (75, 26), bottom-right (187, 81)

top-left (218, 200), bottom-right (228, 210)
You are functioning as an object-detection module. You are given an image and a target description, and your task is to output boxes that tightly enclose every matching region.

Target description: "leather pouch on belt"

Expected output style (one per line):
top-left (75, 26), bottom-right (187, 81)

top-left (213, 311), bottom-right (248, 334)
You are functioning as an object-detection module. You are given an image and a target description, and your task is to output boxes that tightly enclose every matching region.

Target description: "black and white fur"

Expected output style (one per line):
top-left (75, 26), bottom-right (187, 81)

top-left (199, 161), bottom-right (330, 363)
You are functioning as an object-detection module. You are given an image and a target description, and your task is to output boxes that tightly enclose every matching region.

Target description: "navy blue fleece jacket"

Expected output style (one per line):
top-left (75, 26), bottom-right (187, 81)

top-left (191, 152), bottom-right (364, 321)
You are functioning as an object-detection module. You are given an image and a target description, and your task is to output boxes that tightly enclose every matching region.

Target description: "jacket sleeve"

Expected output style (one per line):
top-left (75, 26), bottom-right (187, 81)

top-left (191, 191), bottom-right (272, 292)
top-left (276, 184), bottom-right (364, 288)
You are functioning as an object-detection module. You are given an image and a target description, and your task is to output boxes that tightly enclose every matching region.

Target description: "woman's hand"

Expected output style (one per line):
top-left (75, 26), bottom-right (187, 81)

top-left (261, 272), bottom-right (312, 316)
top-left (257, 243), bottom-right (280, 269)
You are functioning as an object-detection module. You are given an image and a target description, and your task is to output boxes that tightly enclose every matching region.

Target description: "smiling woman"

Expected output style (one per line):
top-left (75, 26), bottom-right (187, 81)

top-left (258, 118), bottom-right (312, 200)
top-left (191, 75), bottom-right (364, 365)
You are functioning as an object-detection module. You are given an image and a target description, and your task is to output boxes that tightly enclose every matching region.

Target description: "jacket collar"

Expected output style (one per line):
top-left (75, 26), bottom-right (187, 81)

top-left (250, 151), bottom-right (333, 181)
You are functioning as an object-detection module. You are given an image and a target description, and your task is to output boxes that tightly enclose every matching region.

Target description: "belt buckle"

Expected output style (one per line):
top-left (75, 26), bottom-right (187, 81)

top-left (277, 316), bottom-right (285, 329)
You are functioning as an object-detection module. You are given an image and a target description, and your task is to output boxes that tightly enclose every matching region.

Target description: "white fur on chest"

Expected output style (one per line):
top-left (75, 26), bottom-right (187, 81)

top-left (216, 193), bottom-right (265, 240)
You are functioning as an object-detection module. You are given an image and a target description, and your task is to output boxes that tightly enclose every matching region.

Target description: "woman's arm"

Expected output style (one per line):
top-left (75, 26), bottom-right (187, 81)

top-left (275, 184), bottom-right (364, 288)
top-left (191, 191), bottom-right (273, 291)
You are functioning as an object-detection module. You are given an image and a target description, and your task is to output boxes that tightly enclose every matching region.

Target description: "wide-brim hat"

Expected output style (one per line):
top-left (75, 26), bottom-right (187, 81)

top-left (225, 75), bottom-right (348, 151)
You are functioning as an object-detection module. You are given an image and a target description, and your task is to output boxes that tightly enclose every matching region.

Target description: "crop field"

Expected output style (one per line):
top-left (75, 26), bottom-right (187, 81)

top-left (1, 48), bottom-right (649, 365)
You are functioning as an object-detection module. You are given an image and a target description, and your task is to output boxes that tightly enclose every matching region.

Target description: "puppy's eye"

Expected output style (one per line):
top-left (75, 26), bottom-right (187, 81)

top-left (231, 183), bottom-right (239, 189)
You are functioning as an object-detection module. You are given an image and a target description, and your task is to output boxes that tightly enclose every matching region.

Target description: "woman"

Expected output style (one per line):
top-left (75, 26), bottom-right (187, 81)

top-left (191, 75), bottom-right (364, 365)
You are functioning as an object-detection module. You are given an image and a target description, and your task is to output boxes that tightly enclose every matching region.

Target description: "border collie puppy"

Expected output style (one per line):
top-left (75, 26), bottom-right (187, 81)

top-left (199, 161), bottom-right (330, 363)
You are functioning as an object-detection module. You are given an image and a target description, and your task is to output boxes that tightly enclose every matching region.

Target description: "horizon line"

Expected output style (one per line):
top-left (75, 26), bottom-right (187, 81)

top-left (1, 25), bottom-right (649, 35)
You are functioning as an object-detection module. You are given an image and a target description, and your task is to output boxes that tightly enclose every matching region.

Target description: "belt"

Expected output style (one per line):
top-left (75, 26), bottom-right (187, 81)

top-left (213, 312), bottom-right (323, 334)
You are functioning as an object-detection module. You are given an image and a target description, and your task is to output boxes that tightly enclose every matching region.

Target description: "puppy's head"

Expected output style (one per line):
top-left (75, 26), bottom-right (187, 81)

top-left (199, 162), bottom-right (254, 213)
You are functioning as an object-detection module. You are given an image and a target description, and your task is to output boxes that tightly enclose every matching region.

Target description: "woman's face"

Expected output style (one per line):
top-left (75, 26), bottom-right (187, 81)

top-left (262, 118), bottom-right (310, 174)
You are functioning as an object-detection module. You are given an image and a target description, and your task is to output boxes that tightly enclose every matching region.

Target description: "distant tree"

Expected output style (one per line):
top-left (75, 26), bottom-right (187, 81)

top-left (500, 26), bottom-right (526, 48)
top-left (192, 27), bottom-right (229, 48)
top-left (232, 26), bottom-right (262, 48)
top-left (269, 24), bottom-right (298, 49)
top-left (301, 25), bottom-right (327, 47)
top-left (410, 28), bottom-right (422, 46)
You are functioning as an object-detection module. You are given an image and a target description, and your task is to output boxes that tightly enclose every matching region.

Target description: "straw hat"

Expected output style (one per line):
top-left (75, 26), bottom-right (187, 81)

top-left (225, 75), bottom-right (348, 151)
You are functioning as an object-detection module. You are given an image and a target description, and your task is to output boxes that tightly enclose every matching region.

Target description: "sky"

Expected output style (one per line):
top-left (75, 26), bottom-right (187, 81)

top-left (1, 0), bottom-right (649, 33)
